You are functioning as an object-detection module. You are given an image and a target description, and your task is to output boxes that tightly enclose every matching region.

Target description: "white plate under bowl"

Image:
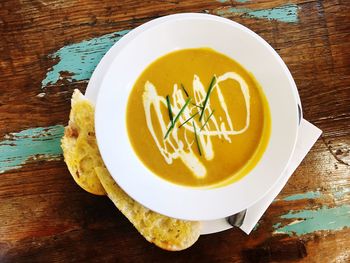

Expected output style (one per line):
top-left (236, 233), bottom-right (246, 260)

top-left (94, 13), bottom-right (299, 221)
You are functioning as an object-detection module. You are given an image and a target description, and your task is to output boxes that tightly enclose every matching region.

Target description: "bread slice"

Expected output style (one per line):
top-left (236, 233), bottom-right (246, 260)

top-left (61, 89), bottom-right (201, 250)
top-left (61, 89), bottom-right (105, 195)
top-left (95, 166), bottom-right (201, 251)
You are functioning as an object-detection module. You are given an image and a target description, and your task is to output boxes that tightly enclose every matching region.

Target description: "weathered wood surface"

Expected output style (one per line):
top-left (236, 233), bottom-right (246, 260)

top-left (0, 0), bottom-right (349, 262)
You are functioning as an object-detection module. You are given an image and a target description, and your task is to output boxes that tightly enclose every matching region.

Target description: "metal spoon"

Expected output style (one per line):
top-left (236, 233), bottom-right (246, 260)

top-left (226, 209), bottom-right (247, 227)
top-left (227, 104), bottom-right (302, 228)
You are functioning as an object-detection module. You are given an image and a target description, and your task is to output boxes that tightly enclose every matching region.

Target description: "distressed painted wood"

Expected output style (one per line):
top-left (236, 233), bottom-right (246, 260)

top-left (0, 0), bottom-right (349, 262)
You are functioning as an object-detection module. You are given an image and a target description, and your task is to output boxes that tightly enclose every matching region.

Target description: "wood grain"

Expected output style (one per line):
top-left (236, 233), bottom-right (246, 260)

top-left (0, 0), bottom-right (349, 262)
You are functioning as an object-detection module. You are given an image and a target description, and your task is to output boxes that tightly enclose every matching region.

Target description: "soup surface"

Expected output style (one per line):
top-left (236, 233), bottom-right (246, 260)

top-left (126, 48), bottom-right (270, 187)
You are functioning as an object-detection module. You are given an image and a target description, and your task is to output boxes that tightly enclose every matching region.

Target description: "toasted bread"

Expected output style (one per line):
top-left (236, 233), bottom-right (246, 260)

top-left (61, 89), bottom-right (105, 195)
top-left (95, 166), bottom-right (200, 251)
top-left (61, 89), bottom-right (201, 250)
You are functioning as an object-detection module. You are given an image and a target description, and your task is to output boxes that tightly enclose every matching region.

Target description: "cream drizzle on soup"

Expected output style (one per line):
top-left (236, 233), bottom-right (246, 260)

top-left (142, 72), bottom-right (250, 178)
top-left (126, 48), bottom-right (271, 187)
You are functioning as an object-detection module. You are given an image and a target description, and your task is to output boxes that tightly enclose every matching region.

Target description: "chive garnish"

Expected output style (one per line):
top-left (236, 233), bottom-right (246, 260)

top-left (166, 95), bottom-right (174, 125)
top-left (164, 98), bottom-right (191, 139)
top-left (173, 98), bottom-right (191, 126)
top-left (179, 112), bottom-right (199, 128)
top-left (163, 123), bottom-right (173, 140)
top-left (181, 83), bottom-right (189, 97)
top-left (200, 110), bottom-right (215, 131)
top-left (191, 103), bottom-right (203, 109)
top-left (192, 121), bottom-right (202, 156)
top-left (199, 76), bottom-right (216, 121)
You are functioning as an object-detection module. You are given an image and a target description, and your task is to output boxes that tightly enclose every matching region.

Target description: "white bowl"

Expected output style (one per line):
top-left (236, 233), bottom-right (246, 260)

top-left (95, 13), bottom-right (299, 221)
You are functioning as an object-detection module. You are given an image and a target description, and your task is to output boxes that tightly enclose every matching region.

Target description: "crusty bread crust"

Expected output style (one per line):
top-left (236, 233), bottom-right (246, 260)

top-left (61, 89), bottom-right (105, 195)
top-left (95, 166), bottom-right (201, 251)
top-left (61, 89), bottom-right (201, 251)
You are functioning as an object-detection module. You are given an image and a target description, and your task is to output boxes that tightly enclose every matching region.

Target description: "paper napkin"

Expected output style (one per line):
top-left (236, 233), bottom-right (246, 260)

top-left (201, 119), bottom-right (322, 234)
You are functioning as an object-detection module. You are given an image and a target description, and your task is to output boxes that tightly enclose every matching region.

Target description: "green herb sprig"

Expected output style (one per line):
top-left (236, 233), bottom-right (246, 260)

top-left (200, 110), bottom-right (215, 131)
top-left (164, 98), bottom-right (191, 139)
top-left (191, 103), bottom-right (203, 109)
top-left (181, 83), bottom-right (189, 97)
top-left (179, 112), bottom-right (199, 128)
top-left (163, 75), bottom-right (217, 158)
top-left (192, 121), bottom-right (202, 156)
top-left (166, 95), bottom-right (174, 125)
top-left (199, 76), bottom-right (216, 121)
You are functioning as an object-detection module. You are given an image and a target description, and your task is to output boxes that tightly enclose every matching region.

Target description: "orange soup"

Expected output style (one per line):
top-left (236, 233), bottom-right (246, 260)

top-left (126, 48), bottom-right (270, 187)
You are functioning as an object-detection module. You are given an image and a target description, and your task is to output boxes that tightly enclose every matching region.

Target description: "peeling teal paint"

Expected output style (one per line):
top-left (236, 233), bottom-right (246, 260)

top-left (273, 222), bottom-right (281, 229)
top-left (42, 4), bottom-right (298, 88)
top-left (0, 125), bottom-right (64, 173)
top-left (333, 187), bottom-right (350, 200)
top-left (274, 205), bottom-right (350, 235)
top-left (283, 191), bottom-right (322, 201)
top-left (41, 30), bottom-right (130, 87)
top-left (216, 4), bottom-right (299, 23)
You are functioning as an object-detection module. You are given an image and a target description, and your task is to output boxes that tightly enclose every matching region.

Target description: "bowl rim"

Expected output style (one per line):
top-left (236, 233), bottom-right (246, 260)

top-left (95, 13), bottom-right (300, 220)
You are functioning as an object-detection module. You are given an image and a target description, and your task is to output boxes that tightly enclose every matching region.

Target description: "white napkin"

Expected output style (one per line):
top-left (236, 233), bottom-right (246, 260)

top-left (201, 119), bottom-right (322, 235)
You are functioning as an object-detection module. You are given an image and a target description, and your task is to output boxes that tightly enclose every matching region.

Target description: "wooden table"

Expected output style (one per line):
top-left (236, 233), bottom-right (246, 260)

top-left (1, 0), bottom-right (349, 262)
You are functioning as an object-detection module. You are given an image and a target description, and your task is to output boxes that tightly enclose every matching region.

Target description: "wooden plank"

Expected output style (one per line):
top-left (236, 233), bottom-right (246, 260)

top-left (0, 0), bottom-right (349, 261)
